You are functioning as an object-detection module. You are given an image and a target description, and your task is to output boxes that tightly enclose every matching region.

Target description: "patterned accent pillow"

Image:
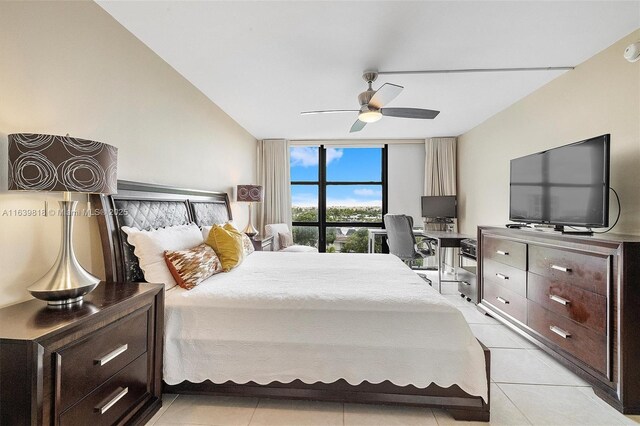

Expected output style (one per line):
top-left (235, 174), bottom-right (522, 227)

top-left (242, 234), bottom-right (255, 256)
top-left (164, 244), bottom-right (222, 290)
top-left (279, 232), bottom-right (294, 250)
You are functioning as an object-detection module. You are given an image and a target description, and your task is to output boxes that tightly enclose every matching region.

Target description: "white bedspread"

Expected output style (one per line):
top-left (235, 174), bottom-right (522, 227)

top-left (164, 252), bottom-right (488, 402)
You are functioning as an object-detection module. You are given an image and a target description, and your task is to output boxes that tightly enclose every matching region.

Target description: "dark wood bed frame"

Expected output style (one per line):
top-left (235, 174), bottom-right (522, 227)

top-left (95, 180), bottom-right (491, 422)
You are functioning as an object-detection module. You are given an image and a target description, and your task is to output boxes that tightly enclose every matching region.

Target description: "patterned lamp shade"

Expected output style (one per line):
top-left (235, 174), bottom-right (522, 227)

top-left (236, 184), bottom-right (263, 202)
top-left (8, 133), bottom-right (118, 194)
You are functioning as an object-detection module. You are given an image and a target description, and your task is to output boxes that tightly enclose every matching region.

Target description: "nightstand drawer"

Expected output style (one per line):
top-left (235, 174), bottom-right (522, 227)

top-left (58, 307), bottom-right (149, 411)
top-left (251, 236), bottom-right (273, 252)
top-left (59, 353), bottom-right (149, 426)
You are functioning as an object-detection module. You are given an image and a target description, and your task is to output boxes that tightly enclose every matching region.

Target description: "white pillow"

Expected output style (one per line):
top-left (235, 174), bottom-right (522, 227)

top-left (122, 223), bottom-right (203, 289)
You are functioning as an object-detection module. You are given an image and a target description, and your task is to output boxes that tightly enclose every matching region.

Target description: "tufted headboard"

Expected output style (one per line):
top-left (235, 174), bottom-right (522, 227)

top-left (95, 180), bottom-right (232, 283)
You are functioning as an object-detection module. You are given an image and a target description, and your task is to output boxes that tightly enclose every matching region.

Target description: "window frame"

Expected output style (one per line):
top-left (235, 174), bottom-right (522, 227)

top-left (291, 145), bottom-right (388, 253)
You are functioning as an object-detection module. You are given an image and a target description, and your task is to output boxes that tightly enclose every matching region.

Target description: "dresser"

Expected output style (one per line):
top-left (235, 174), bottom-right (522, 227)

top-left (0, 282), bottom-right (164, 426)
top-left (477, 227), bottom-right (640, 414)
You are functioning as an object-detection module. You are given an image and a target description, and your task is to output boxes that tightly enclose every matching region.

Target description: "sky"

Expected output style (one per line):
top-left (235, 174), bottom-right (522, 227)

top-left (290, 147), bottom-right (383, 207)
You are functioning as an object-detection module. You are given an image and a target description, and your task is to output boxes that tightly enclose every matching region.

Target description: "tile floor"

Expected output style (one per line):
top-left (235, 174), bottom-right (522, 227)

top-left (146, 278), bottom-right (640, 426)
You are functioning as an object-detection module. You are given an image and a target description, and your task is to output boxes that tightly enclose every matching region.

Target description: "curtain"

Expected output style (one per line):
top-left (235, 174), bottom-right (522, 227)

top-left (424, 137), bottom-right (458, 269)
top-left (257, 139), bottom-right (292, 235)
top-left (424, 137), bottom-right (457, 198)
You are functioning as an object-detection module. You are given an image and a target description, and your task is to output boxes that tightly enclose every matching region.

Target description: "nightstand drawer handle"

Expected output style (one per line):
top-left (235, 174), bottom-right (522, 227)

top-left (550, 325), bottom-right (571, 339)
top-left (96, 344), bottom-right (128, 366)
top-left (496, 250), bottom-right (509, 256)
top-left (495, 273), bottom-right (509, 280)
top-left (496, 296), bottom-right (510, 304)
top-left (461, 281), bottom-right (471, 286)
top-left (96, 386), bottom-right (128, 415)
top-left (549, 294), bottom-right (570, 306)
top-left (551, 264), bottom-right (571, 273)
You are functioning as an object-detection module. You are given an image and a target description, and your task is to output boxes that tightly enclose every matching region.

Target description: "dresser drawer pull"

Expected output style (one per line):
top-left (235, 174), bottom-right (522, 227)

top-left (461, 281), bottom-right (471, 286)
top-left (496, 250), bottom-right (509, 256)
top-left (95, 344), bottom-right (128, 366)
top-left (549, 325), bottom-right (571, 339)
top-left (549, 294), bottom-right (570, 306)
top-left (495, 273), bottom-right (509, 280)
top-left (551, 264), bottom-right (572, 273)
top-left (95, 386), bottom-right (128, 415)
top-left (496, 296), bottom-right (510, 305)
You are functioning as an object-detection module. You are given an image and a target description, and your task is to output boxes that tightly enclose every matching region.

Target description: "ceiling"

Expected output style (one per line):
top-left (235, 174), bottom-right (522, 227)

top-left (97, 1), bottom-right (640, 140)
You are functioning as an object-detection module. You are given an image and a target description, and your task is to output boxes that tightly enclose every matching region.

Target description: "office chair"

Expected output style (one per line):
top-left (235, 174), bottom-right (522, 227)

top-left (384, 214), bottom-right (437, 272)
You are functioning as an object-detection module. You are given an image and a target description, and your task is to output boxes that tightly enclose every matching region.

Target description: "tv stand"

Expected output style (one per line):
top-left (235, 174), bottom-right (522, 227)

top-left (477, 227), bottom-right (640, 414)
top-left (554, 225), bottom-right (594, 236)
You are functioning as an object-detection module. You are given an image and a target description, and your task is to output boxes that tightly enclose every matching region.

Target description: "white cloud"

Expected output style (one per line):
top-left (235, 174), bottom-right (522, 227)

top-left (353, 188), bottom-right (381, 197)
top-left (290, 147), bottom-right (318, 167)
top-left (290, 147), bottom-right (343, 168)
top-left (326, 148), bottom-right (343, 165)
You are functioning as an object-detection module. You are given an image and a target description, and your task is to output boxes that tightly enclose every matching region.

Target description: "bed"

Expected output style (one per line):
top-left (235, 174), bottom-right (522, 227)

top-left (96, 180), bottom-right (490, 421)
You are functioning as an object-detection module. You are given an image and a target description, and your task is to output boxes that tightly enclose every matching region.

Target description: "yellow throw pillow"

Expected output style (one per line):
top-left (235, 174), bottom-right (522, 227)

top-left (205, 223), bottom-right (244, 271)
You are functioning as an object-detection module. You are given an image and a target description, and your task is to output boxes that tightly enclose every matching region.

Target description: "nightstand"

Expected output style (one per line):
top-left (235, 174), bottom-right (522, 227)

top-left (251, 235), bottom-right (274, 251)
top-left (0, 282), bottom-right (164, 426)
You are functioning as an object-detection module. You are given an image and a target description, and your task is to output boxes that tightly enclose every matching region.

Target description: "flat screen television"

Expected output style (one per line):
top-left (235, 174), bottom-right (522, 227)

top-left (421, 195), bottom-right (457, 218)
top-left (509, 134), bottom-right (610, 228)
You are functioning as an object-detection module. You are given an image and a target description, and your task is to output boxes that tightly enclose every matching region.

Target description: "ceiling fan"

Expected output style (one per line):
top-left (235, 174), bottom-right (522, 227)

top-left (300, 71), bottom-right (440, 133)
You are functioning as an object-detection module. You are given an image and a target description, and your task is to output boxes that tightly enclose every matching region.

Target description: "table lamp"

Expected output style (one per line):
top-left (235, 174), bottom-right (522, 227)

top-left (236, 184), bottom-right (263, 237)
top-left (8, 133), bottom-right (118, 306)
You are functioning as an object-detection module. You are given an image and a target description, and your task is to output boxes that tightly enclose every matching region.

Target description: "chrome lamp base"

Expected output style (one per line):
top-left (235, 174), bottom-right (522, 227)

top-left (242, 202), bottom-right (259, 237)
top-left (28, 200), bottom-right (100, 306)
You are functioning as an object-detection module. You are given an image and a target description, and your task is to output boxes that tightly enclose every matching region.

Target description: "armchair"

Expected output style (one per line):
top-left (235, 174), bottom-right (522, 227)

top-left (265, 223), bottom-right (318, 252)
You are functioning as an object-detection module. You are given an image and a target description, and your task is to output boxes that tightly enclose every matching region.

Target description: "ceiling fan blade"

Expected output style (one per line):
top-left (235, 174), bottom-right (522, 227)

top-left (300, 109), bottom-right (359, 115)
top-left (381, 107), bottom-right (440, 119)
top-left (368, 83), bottom-right (403, 109)
top-left (350, 119), bottom-right (367, 133)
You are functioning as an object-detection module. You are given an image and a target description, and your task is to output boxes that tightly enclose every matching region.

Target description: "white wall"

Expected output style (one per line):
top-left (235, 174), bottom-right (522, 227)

top-left (388, 143), bottom-right (425, 225)
top-left (0, 1), bottom-right (257, 307)
top-left (458, 29), bottom-right (640, 236)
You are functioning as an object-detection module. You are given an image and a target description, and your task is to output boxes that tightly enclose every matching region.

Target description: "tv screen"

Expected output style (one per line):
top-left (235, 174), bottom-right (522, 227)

top-left (421, 196), bottom-right (457, 218)
top-left (509, 134), bottom-right (610, 227)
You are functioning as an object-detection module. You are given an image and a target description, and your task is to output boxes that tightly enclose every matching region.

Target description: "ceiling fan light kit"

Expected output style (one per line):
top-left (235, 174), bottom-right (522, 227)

top-left (358, 110), bottom-right (382, 123)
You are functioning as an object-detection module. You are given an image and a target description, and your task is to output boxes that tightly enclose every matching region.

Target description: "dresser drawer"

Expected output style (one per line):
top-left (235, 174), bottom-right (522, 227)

top-left (59, 353), bottom-right (149, 426)
top-left (58, 308), bottom-right (149, 411)
top-left (483, 280), bottom-right (527, 324)
top-left (528, 245), bottom-right (609, 296)
top-left (483, 258), bottom-right (527, 297)
top-left (527, 273), bottom-right (607, 335)
top-left (483, 235), bottom-right (527, 270)
top-left (527, 300), bottom-right (607, 376)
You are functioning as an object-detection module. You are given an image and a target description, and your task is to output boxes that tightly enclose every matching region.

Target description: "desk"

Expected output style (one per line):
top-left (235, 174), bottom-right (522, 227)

top-left (367, 228), bottom-right (426, 254)
top-left (422, 231), bottom-right (473, 293)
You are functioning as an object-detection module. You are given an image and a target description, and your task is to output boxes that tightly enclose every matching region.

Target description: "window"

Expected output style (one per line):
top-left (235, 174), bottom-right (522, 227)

top-left (290, 145), bottom-right (387, 252)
